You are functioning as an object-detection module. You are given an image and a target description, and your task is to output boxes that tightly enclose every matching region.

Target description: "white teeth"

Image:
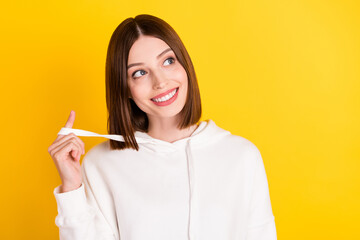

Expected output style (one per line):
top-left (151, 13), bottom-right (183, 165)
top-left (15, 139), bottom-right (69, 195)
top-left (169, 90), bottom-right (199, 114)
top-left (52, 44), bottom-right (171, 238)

top-left (152, 88), bottom-right (177, 102)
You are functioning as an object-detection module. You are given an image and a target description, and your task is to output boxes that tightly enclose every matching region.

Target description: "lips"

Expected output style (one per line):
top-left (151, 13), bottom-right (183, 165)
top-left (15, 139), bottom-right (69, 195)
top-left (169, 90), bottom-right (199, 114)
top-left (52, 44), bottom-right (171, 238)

top-left (150, 87), bottom-right (179, 106)
top-left (151, 87), bottom-right (178, 100)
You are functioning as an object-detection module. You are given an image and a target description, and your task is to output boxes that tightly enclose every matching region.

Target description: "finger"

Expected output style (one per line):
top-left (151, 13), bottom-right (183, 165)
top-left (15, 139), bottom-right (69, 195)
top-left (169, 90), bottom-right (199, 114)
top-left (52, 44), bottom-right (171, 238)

top-left (76, 150), bottom-right (82, 162)
top-left (50, 138), bottom-right (83, 161)
top-left (72, 149), bottom-right (82, 162)
top-left (62, 142), bottom-right (81, 162)
top-left (73, 148), bottom-right (82, 162)
top-left (50, 133), bottom-right (80, 154)
top-left (55, 110), bottom-right (76, 141)
top-left (71, 148), bottom-right (78, 159)
top-left (65, 110), bottom-right (75, 128)
top-left (50, 133), bottom-right (85, 154)
top-left (51, 142), bottom-right (80, 167)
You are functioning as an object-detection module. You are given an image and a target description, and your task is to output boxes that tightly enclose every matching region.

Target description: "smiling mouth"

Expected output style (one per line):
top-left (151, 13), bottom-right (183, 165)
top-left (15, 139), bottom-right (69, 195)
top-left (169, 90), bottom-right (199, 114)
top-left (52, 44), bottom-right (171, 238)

top-left (151, 88), bottom-right (178, 103)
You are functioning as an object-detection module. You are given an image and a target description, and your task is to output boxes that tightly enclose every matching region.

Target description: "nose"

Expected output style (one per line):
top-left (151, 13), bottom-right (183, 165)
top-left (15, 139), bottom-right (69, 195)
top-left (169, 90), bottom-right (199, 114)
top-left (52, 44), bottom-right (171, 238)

top-left (151, 71), bottom-right (168, 90)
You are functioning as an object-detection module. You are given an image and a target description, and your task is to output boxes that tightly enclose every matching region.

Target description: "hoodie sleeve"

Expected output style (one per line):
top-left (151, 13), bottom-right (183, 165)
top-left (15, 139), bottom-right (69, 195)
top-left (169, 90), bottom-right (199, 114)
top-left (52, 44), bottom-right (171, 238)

top-left (53, 158), bottom-right (117, 240)
top-left (246, 150), bottom-right (277, 240)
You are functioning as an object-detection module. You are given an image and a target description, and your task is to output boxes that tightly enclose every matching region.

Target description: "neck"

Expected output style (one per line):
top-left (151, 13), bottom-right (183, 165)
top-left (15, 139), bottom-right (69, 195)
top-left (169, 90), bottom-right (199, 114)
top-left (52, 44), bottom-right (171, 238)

top-left (146, 115), bottom-right (198, 143)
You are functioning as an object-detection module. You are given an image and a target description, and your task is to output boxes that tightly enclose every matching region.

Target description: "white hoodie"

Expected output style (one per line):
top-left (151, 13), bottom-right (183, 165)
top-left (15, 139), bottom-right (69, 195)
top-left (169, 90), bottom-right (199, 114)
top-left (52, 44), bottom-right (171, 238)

top-left (53, 119), bottom-right (277, 240)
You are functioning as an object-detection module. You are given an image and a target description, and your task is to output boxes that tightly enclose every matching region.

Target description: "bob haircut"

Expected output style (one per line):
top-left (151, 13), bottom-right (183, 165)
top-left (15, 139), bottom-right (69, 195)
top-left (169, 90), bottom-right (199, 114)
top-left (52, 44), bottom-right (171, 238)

top-left (106, 14), bottom-right (202, 151)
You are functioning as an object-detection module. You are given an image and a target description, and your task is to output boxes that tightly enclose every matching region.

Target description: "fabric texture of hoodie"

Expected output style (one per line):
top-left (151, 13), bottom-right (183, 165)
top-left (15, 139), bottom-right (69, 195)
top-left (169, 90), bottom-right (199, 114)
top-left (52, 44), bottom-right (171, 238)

top-left (53, 119), bottom-right (277, 240)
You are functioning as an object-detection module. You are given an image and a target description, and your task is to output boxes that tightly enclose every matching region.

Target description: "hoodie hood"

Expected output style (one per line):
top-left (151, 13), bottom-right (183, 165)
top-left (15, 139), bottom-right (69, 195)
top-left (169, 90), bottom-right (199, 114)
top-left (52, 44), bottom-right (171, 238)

top-left (57, 119), bottom-right (230, 153)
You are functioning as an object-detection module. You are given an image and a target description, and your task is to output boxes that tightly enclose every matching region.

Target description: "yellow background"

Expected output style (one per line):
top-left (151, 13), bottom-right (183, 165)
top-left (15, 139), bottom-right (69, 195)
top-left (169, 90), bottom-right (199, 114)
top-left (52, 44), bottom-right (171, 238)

top-left (1, 0), bottom-right (359, 239)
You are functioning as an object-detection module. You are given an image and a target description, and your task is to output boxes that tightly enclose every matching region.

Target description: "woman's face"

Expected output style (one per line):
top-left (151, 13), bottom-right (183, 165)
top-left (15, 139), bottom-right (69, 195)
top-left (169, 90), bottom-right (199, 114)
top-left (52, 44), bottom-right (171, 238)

top-left (127, 35), bottom-right (188, 122)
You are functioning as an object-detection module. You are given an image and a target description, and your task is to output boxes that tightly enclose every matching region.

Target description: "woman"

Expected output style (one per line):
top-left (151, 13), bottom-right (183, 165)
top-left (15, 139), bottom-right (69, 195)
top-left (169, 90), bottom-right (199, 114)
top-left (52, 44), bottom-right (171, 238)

top-left (48, 14), bottom-right (277, 240)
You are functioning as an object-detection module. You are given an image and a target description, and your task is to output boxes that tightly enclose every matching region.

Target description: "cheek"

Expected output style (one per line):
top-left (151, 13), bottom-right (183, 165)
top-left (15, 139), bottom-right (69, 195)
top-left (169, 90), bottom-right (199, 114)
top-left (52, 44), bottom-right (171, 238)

top-left (128, 80), bottom-right (151, 101)
top-left (128, 82), bottom-right (140, 101)
top-left (178, 73), bottom-right (188, 101)
top-left (180, 70), bottom-right (188, 89)
top-left (129, 87), bottom-right (141, 99)
top-left (172, 66), bottom-right (188, 84)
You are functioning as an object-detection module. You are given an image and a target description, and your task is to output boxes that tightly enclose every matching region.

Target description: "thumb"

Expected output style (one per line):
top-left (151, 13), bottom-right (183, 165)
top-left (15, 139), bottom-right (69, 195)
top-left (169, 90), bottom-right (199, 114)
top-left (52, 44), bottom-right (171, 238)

top-left (65, 110), bottom-right (75, 128)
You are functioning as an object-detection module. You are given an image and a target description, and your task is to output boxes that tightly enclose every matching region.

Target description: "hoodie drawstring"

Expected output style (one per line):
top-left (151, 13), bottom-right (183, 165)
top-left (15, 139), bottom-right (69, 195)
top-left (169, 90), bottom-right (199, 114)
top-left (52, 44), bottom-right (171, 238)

top-left (186, 139), bottom-right (197, 240)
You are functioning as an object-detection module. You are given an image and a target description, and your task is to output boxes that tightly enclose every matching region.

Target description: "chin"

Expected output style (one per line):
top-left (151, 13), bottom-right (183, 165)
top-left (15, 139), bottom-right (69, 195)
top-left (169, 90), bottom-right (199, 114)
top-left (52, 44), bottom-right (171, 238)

top-left (149, 103), bottom-right (185, 119)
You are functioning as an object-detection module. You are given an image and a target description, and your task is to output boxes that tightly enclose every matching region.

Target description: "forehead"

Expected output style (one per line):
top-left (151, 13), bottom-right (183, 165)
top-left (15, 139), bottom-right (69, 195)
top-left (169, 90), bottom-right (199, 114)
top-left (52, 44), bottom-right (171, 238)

top-left (128, 36), bottom-right (171, 63)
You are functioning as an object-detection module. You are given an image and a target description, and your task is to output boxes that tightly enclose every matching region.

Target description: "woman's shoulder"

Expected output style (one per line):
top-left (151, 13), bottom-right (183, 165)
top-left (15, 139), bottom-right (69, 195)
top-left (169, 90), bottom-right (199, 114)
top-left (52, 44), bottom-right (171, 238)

top-left (207, 119), bottom-right (261, 154)
top-left (227, 132), bottom-right (259, 149)
top-left (219, 133), bottom-right (262, 161)
top-left (204, 123), bottom-right (262, 164)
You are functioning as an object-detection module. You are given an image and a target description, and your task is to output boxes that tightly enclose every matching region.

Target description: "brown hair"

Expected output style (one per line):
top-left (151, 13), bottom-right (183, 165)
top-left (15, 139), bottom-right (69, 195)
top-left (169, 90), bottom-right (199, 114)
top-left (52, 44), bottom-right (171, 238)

top-left (106, 14), bottom-right (202, 150)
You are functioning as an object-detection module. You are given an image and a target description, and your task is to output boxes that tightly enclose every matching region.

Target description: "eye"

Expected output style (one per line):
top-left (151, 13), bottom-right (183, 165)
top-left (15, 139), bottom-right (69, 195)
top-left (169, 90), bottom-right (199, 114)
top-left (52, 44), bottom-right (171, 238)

top-left (164, 57), bottom-right (175, 66)
top-left (132, 70), bottom-right (146, 78)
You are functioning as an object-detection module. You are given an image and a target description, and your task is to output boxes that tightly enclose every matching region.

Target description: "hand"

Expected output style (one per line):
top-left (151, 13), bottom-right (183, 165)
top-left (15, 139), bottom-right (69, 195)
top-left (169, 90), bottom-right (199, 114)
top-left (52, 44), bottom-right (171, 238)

top-left (48, 110), bottom-right (85, 193)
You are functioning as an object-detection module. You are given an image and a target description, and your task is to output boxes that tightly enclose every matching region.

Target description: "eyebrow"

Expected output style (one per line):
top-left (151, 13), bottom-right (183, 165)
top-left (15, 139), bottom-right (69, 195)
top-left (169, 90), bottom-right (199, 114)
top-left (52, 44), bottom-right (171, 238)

top-left (127, 48), bottom-right (173, 70)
